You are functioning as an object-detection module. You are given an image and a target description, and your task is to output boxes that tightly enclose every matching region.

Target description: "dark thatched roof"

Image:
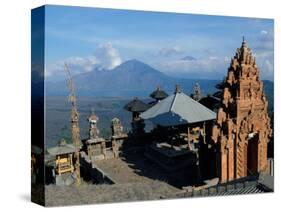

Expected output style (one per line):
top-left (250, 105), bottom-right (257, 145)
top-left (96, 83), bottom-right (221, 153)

top-left (150, 86), bottom-right (168, 100)
top-left (199, 95), bottom-right (220, 111)
top-left (212, 91), bottom-right (223, 99)
top-left (124, 97), bottom-right (149, 112)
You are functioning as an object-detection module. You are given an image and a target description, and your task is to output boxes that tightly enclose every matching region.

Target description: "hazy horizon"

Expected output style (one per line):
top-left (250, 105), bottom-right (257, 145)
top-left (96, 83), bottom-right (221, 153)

top-left (37, 5), bottom-right (274, 82)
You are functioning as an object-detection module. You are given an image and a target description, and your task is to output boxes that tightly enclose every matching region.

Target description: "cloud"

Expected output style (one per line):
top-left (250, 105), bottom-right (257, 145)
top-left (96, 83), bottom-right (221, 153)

top-left (154, 56), bottom-right (229, 79)
top-left (255, 56), bottom-right (274, 80)
top-left (251, 30), bottom-right (274, 80)
top-left (254, 30), bottom-right (274, 52)
top-left (208, 56), bottom-right (218, 60)
top-left (95, 43), bottom-right (122, 69)
top-left (158, 46), bottom-right (184, 57)
top-left (152, 45), bottom-right (231, 79)
top-left (46, 56), bottom-right (98, 78)
top-left (265, 59), bottom-right (273, 71)
top-left (152, 29), bottom-right (274, 80)
top-left (46, 43), bottom-right (122, 79)
top-left (260, 30), bottom-right (268, 35)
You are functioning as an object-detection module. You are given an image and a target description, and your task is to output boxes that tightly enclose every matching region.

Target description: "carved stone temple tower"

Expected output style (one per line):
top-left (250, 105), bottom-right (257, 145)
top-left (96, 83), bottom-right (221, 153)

top-left (88, 114), bottom-right (99, 139)
top-left (212, 39), bottom-right (272, 183)
top-left (191, 82), bottom-right (201, 101)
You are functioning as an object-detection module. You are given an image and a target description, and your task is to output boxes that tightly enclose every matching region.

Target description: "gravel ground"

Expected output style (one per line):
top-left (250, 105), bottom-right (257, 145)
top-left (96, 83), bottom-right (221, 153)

top-left (45, 180), bottom-right (180, 207)
top-left (44, 149), bottom-right (184, 206)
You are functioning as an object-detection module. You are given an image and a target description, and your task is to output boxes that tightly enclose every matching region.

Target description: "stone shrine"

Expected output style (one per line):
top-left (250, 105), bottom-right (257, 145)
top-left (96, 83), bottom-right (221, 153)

top-left (111, 118), bottom-right (128, 156)
top-left (191, 82), bottom-right (201, 101)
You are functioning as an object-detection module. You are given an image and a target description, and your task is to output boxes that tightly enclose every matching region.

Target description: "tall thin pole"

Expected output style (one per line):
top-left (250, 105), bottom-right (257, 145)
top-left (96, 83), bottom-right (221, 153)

top-left (64, 63), bottom-right (81, 186)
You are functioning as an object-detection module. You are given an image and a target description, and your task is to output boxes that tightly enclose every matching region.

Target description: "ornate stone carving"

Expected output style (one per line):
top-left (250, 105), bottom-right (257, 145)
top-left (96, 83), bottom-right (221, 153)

top-left (88, 114), bottom-right (99, 139)
top-left (212, 39), bottom-right (272, 183)
top-left (191, 82), bottom-right (201, 101)
top-left (111, 117), bottom-right (126, 137)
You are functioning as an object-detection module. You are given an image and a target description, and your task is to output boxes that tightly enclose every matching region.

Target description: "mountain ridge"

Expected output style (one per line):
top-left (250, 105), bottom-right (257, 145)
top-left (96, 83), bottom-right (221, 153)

top-left (46, 59), bottom-right (273, 99)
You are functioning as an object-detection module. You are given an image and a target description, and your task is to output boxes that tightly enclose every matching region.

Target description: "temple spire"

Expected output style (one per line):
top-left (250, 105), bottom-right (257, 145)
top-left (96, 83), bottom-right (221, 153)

top-left (212, 39), bottom-right (272, 183)
top-left (241, 36), bottom-right (247, 48)
top-left (175, 84), bottom-right (181, 93)
top-left (191, 82), bottom-right (201, 101)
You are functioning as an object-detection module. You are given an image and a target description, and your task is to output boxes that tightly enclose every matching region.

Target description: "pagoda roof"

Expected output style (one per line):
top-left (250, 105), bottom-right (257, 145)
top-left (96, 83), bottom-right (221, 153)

top-left (124, 97), bottom-right (149, 112)
top-left (199, 95), bottom-right (220, 110)
top-left (86, 137), bottom-right (106, 144)
top-left (140, 87), bottom-right (216, 126)
top-left (150, 86), bottom-right (168, 100)
top-left (47, 139), bottom-right (77, 156)
top-left (212, 91), bottom-right (223, 99)
top-left (89, 114), bottom-right (98, 120)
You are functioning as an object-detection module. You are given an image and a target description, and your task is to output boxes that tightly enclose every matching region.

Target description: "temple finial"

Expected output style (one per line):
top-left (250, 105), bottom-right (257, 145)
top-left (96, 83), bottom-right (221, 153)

top-left (175, 84), bottom-right (181, 93)
top-left (242, 36), bottom-right (247, 48)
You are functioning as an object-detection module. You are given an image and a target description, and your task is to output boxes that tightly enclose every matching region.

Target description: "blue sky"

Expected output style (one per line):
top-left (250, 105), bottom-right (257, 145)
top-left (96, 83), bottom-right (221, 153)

top-left (44, 5), bottom-right (274, 81)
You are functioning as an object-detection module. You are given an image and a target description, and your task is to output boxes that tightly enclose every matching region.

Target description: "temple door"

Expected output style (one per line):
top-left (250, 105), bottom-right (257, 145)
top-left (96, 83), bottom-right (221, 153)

top-left (247, 134), bottom-right (258, 175)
